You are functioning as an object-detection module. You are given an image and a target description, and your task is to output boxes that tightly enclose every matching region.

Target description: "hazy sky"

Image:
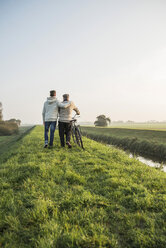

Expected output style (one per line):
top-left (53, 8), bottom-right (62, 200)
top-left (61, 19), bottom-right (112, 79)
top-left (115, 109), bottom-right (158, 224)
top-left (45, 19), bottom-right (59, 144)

top-left (0, 0), bottom-right (166, 123)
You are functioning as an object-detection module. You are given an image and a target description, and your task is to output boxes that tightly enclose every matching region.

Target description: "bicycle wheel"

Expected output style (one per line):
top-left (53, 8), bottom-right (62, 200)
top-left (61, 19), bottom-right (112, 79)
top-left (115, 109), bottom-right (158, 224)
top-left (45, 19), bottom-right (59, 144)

top-left (71, 126), bottom-right (77, 144)
top-left (74, 126), bottom-right (84, 149)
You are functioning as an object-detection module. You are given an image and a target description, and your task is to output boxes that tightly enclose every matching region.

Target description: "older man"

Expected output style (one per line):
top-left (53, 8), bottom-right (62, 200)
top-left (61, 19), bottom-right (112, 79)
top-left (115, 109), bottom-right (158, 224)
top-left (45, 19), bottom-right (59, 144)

top-left (58, 94), bottom-right (80, 148)
top-left (42, 90), bottom-right (70, 148)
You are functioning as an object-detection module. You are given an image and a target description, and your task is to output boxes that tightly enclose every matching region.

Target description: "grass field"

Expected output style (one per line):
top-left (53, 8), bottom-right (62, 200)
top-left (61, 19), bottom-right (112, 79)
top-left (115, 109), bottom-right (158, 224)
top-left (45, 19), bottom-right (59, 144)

top-left (0, 126), bottom-right (35, 160)
top-left (0, 126), bottom-right (34, 147)
top-left (110, 123), bottom-right (166, 130)
top-left (0, 126), bottom-right (166, 247)
top-left (81, 127), bottom-right (166, 162)
top-left (84, 123), bottom-right (166, 131)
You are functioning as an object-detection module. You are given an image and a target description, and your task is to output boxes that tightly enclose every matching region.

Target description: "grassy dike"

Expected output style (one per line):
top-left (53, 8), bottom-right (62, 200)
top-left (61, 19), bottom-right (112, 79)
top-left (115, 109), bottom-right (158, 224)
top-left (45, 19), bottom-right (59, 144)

top-left (0, 126), bottom-right (166, 248)
top-left (81, 127), bottom-right (166, 162)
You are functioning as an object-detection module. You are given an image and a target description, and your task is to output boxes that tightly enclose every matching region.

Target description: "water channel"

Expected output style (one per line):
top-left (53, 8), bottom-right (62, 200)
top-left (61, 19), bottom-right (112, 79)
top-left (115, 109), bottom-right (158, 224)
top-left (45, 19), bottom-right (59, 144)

top-left (129, 154), bottom-right (166, 172)
top-left (107, 145), bottom-right (166, 172)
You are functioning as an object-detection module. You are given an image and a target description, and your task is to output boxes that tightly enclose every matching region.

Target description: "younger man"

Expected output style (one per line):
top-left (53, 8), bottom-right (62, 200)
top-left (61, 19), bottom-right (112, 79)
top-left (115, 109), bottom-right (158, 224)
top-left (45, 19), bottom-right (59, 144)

top-left (42, 90), bottom-right (70, 148)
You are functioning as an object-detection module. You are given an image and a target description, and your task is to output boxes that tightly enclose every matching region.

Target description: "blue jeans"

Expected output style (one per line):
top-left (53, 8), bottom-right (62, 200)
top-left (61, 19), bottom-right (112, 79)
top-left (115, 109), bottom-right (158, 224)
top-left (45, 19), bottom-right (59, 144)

top-left (44, 121), bottom-right (57, 146)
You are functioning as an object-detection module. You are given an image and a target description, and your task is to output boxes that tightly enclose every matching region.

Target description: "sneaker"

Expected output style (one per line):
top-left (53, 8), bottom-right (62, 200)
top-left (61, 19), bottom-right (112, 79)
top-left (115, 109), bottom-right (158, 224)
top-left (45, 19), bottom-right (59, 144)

top-left (44, 144), bottom-right (48, 148)
top-left (66, 141), bottom-right (72, 148)
top-left (48, 145), bottom-right (53, 149)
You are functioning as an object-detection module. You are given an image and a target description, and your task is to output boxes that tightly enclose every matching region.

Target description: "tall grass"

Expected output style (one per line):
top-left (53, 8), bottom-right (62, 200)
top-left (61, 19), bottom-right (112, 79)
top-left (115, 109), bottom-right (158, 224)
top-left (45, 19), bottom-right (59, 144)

top-left (0, 126), bottom-right (166, 247)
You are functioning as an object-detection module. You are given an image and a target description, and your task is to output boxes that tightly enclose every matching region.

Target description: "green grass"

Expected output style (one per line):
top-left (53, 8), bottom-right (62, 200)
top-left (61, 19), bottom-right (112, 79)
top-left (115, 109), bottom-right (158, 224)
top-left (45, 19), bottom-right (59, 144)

top-left (81, 127), bottom-right (166, 143)
top-left (85, 123), bottom-right (166, 130)
top-left (81, 127), bottom-right (166, 162)
top-left (110, 123), bottom-right (166, 130)
top-left (0, 126), bottom-right (33, 146)
top-left (0, 126), bottom-right (166, 248)
top-left (0, 126), bottom-right (35, 159)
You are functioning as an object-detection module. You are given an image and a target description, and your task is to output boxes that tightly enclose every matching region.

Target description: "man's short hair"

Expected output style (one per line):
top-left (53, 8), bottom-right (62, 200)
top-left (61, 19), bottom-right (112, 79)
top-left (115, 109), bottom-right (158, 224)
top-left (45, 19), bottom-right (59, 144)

top-left (50, 90), bottom-right (56, 97)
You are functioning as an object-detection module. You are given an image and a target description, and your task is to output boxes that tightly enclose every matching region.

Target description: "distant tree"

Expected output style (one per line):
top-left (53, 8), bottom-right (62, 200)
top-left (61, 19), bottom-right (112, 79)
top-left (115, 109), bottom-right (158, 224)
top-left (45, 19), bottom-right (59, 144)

top-left (7, 119), bottom-right (21, 126)
top-left (8, 119), bottom-right (17, 123)
top-left (127, 120), bottom-right (134, 123)
top-left (16, 119), bottom-right (21, 126)
top-left (94, 115), bottom-right (111, 127)
top-left (0, 102), bottom-right (3, 121)
top-left (147, 120), bottom-right (158, 123)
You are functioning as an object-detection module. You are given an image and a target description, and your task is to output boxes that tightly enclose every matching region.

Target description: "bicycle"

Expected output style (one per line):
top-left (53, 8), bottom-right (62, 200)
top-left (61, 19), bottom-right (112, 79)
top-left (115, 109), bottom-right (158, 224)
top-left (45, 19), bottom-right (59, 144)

top-left (70, 114), bottom-right (84, 149)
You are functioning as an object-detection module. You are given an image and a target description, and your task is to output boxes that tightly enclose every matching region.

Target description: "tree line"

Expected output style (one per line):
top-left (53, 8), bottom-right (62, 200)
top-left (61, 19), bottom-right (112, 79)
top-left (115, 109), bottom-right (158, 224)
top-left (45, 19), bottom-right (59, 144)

top-left (0, 102), bottom-right (21, 135)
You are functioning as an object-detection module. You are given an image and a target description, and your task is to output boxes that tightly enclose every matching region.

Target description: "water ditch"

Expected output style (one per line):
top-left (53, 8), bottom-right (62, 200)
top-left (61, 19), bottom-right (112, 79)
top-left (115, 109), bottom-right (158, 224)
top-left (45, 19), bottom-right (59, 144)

top-left (129, 153), bottom-right (166, 172)
top-left (107, 145), bottom-right (166, 172)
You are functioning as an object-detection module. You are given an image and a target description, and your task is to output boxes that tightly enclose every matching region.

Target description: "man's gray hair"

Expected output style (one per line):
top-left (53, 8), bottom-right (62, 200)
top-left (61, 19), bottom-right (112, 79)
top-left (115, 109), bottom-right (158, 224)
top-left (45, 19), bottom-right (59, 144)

top-left (63, 94), bottom-right (69, 99)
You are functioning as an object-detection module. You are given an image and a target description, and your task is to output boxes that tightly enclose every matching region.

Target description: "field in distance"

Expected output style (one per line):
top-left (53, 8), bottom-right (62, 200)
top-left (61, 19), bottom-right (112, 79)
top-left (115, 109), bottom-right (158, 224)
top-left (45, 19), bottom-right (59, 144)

top-left (83, 123), bottom-right (166, 131)
top-left (81, 126), bottom-right (166, 144)
top-left (109, 122), bottom-right (166, 130)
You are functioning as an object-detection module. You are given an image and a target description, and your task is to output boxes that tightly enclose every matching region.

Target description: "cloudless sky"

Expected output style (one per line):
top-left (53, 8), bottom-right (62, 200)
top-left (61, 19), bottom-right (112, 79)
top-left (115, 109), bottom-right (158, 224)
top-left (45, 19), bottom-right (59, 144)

top-left (0, 0), bottom-right (166, 123)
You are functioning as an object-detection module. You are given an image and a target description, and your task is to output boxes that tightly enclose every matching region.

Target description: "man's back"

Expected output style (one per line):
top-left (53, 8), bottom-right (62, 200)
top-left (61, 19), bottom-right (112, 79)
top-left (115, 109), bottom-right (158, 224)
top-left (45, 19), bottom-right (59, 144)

top-left (42, 97), bottom-right (59, 122)
top-left (59, 101), bottom-right (80, 123)
top-left (42, 97), bottom-right (70, 122)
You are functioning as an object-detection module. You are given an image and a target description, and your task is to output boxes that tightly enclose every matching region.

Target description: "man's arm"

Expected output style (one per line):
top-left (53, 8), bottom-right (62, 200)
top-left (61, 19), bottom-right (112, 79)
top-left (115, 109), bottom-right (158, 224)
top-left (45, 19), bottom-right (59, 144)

top-left (42, 103), bottom-right (46, 125)
top-left (72, 102), bottom-right (80, 115)
top-left (57, 100), bottom-right (71, 109)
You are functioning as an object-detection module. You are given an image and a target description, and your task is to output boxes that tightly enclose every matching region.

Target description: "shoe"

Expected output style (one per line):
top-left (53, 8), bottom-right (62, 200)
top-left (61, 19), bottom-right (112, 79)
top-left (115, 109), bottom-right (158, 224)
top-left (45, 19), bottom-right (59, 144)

top-left (44, 144), bottom-right (48, 148)
top-left (66, 141), bottom-right (72, 148)
top-left (48, 145), bottom-right (53, 149)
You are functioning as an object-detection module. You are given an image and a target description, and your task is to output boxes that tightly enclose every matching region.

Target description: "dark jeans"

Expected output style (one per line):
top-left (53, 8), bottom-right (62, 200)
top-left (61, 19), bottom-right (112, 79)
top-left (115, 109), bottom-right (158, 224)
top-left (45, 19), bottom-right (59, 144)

top-left (59, 121), bottom-right (72, 147)
top-left (44, 121), bottom-right (57, 146)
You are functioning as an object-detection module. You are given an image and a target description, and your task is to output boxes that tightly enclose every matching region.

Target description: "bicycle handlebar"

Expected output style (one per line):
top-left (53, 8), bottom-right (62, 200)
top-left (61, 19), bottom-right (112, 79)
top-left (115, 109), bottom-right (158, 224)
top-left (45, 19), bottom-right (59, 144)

top-left (70, 114), bottom-right (80, 122)
top-left (72, 114), bottom-right (80, 119)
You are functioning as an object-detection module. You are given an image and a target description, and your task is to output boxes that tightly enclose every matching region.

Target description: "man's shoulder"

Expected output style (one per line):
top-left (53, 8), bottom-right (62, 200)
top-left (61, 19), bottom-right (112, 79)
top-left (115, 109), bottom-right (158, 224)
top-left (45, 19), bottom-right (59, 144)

top-left (70, 101), bottom-right (74, 105)
top-left (62, 100), bottom-right (72, 105)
